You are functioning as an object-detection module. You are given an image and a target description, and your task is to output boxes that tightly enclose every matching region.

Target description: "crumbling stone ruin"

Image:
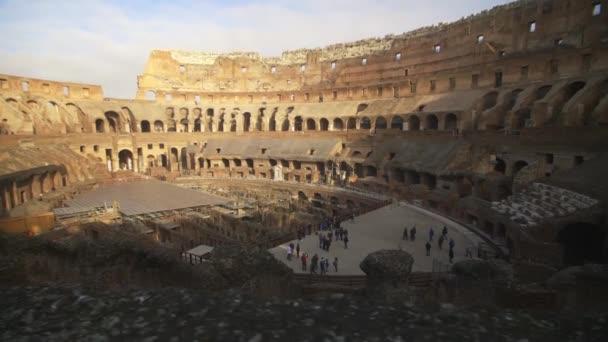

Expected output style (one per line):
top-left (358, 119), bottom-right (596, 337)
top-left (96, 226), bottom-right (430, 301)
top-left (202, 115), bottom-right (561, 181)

top-left (1, 0), bottom-right (608, 339)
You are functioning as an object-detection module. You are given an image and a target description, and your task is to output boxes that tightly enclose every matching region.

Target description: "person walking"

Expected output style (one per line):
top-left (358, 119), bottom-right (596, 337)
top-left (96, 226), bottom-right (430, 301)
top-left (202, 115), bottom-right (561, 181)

top-left (286, 245), bottom-right (292, 261)
top-left (333, 257), bottom-right (338, 272)
top-left (425, 241), bottom-right (431, 256)
top-left (449, 238), bottom-right (455, 251)
top-left (296, 243), bottom-right (300, 258)
top-left (344, 235), bottom-right (349, 249)
top-left (402, 226), bottom-right (409, 241)
top-left (301, 253), bottom-right (308, 271)
top-left (410, 225), bottom-right (416, 241)
top-left (311, 254), bottom-right (318, 274)
top-left (429, 227), bottom-right (435, 241)
top-left (442, 226), bottom-right (448, 237)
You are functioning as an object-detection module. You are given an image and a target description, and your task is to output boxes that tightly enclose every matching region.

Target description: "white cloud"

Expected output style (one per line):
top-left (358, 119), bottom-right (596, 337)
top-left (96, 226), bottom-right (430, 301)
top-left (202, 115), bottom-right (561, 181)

top-left (0, 0), bottom-right (512, 98)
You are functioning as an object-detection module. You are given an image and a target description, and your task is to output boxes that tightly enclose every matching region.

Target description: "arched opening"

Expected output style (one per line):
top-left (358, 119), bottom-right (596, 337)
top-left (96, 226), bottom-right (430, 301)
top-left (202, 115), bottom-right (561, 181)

top-left (444, 113), bottom-right (458, 130)
top-left (166, 119), bottom-right (177, 132)
top-left (181, 147), bottom-right (188, 170)
top-left (408, 115), bottom-right (420, 131)
top-left (194, 118), bottom-right (202, 132)
top-left (95, 119), bottom-right (105, 133)
top-left (319, 118), bottom-right (329, 131)
top-left (294, 116), bottom-right (303, 131)
top-left (141, 120), bottom-right (150, 132)
top-left (535, 85), bottom-right (552, 100)
top-left (298, 191), bottom-right (308, 202)
top-left (118, 149), bottom-right (134, 171)
top-left (243, 112), bottom-right (251, 132)
top-left (375, 116), bottom-right (387, 129)
top-left (512, 160), bottom-right (528, 177)
top-left (557, 223), bottom-right (605, 266)
top-left (160, 154), bottom-right (168, 168)
top-left (425, 114), bottom-right (438, 130)
top-left (390, 116), bottom-right (403, 129)
top-left (347, 117), bottom-right (356, 129)
top-left (206, 109), bottom-right (214, 132)
top-left (180, 118), bottom-right (189, 132)
top-left (146, 155), bottom-right (156, 168)
top-left (170, 148), bottom-right (179, 170)
top-left (145, 90), bottom-right (156, 101)
top-left (306, 118), bottom-right (316, 130)
top-left (365, 165), bottom-right (377, 177)
top-left (494, 158), bottom-right (506, 174)
top-left (360, 117), bottom-right (371, 129)
top-left (104, 111), bottom-right (121, 133)
top-left (481, 91), bottom-right (499, 110)
top-left (154, 120), bottom-right (164, 132)
top-left (515, 109), bottom-right (531, 129)
top-left (333, 118), bottom-right (344, 131)
top-left (553, 81), bottom-right (586, 118)
top-left (281, 119), bottom-right (290, 131)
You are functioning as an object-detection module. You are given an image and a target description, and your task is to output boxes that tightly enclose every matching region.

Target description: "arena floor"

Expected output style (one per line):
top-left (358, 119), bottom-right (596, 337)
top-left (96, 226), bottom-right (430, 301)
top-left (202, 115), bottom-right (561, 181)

top-left (270, 203), bottom-right (483, 274)
top-left (64, 181), bottom-right (229, 216)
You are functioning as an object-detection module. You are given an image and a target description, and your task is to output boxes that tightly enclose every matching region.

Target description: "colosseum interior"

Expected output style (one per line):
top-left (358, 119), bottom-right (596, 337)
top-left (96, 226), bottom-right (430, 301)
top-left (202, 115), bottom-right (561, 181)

top-left (1, 0), bottom-right (608, 312)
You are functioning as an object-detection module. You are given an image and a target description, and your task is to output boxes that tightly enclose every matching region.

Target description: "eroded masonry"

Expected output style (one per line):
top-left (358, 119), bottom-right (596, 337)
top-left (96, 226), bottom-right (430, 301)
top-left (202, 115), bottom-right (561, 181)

top-left (1, 0), bottom-right (607, 280)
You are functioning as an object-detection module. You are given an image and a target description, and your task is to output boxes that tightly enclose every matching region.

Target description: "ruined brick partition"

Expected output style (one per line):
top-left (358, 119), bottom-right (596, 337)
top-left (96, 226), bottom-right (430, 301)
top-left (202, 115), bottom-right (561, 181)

top-left (1, 0), bottom-right (608, 272)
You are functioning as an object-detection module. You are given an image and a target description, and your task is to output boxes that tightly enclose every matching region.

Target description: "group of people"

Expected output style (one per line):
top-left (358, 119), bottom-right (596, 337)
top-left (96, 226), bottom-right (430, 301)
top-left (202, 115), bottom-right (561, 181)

top-left (299, 253), bottom-right (338, 274)
top-left (318, 226), bottom-right (349, 251)
top-left (403, 225), bottom-right (457, 263)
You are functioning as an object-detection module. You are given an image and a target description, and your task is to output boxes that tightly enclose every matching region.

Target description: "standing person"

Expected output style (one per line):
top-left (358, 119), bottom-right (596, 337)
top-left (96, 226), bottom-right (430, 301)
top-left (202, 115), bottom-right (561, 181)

top-left (325, 259), bottom-right (330, 273)
top-left (286, 245), bottom-right (292, 260)
top-left (333, 257), bottom-right (338, 272)
top-left (402, 226), bottom-right (409, 241)
top-left (449, 248), bottom-right (454, 263)
top-left (442, 226), bottom-right (448, 237)
top-left (449, 238), bottom-right (455, 251)
top-left (320, 257), bottom-right (326, 275)
top-left (296, 243), bottom-right (300, 258)
top-left (289, 242), bottom-right (295, 254)
top-left (344, 235), bottom-right (349, 249)
top-left (410, 225), bottom-right (417, 241)
top-left (425, 241), bottom-right (431, 256)
top-left (438, 235), bottom-right (444, 250)
top-left (301, 253), bottom-right (308, 271)
top-left (311, 254), bottom-right (318, 274)
top-left (429, 227), bottom-right (435, 241)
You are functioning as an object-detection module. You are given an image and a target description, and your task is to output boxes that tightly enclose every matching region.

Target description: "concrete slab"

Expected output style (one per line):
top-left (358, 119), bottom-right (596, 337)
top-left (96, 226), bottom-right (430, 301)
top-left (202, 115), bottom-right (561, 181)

top-left (269, 203), bottom-right (481, 275)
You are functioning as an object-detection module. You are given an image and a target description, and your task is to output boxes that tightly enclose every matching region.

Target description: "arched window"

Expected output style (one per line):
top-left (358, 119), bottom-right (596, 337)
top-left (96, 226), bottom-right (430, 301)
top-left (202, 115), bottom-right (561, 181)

top-left (320, 118), bottom-right (329, 131)
top-left (425, 114), bottom-right (438, 130)
top-left (408, 115), bottom-right (420, 131)
top-left (306, 118), bottom-right (316, 130)
top-left (360, 117), bottom-right (371, 129)
top-left (140, 120), bottom-right (150, 132)
top-left (333, 118), bottom-right (344, 130)
top-left (95, 119), bottom-right (105, 133)
top-left (390, 116), bottom-right (403, 129)
top-left (444, 113), bottom-right (458, 130)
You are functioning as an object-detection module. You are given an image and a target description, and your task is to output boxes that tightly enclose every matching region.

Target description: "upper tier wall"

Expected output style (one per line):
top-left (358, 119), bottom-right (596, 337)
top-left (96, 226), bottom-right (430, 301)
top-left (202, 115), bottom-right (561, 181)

top-left (136, 0), bottom-right (608, 99)
top-left (0, 74), bottom-right (104, 101)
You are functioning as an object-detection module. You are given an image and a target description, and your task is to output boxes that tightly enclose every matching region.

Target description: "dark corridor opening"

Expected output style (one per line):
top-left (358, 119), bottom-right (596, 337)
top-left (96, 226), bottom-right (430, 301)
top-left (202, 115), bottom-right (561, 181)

top-left (557, 223), bottom-right (605, 266)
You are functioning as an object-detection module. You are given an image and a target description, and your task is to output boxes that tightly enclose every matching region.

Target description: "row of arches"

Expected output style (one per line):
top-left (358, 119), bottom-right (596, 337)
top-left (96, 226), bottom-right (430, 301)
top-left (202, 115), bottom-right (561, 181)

top-left (121, 113), bottom-right (460, 134)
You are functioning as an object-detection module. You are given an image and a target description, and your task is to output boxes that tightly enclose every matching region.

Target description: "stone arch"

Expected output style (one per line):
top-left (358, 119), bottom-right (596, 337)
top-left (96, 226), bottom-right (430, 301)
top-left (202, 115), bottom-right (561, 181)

top-left (535, 85), bottom-right (553, 100)
top-left (319, 118), bottom-right (329, 131)
top-left (298, 191), bottom-right (308, 201)
top-left (408, 115), bottom-right (420, 131)
top-left (375, 116), bottom-right (387, 129)
top-left (118, 149), bottom-right (134, 171)
top-left (425, 114), bottom-right (438, 130)
top-left (146, 154), bottom-right (156, 167)
top-left (104, 111), bottom-right (121, 133)
top-left (512, 160), bottom-right (528, 177)
top-left (243, 112), bottom-right (252, 132)
top-left (95, 118), bottom-right (105, 133)
top-left (333, 118), bottom-right (344, 131)
top-left (281, 118), bottom-right (290, 131)
top-left (293, 116), bottom-right (303, 131)
top-left (514, 109), bottom-right (531, 129)
top-left (481, 91), bottom-right (499, 111)
top-left (306, 118), bottom-right (316, 130)
top-left (360, 117), bottom-right (371, 129)
top-left (140, 120), bottom-right (151, 132)
top-left (390, 115), bottom-right (403, 129)
top-left (166, 119), bottom-right (177, 132)
top-left (347, 117), bottom-right (356, 129)
top-left (154, 120), bottom-right (164, 132)
top-left (444, 113), bottom-right (458, 130)
top-left (206, 108), bottom-right (214, 132)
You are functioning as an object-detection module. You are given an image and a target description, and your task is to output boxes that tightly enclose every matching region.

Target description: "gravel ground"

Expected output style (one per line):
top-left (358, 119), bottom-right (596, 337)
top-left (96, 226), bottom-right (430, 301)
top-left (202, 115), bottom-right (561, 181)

top-left (2, 286), bottom-right (607, 342)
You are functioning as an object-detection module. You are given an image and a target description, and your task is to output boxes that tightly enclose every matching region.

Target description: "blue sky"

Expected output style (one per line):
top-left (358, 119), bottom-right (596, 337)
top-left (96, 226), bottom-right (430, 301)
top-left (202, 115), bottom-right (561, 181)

top-left (0, 0), bottom-right (512, 98)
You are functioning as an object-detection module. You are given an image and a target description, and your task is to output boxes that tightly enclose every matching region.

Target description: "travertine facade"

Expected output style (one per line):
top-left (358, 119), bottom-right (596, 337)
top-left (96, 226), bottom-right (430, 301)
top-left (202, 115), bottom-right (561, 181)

top-left (1, 0), bottom-right (607, 275)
